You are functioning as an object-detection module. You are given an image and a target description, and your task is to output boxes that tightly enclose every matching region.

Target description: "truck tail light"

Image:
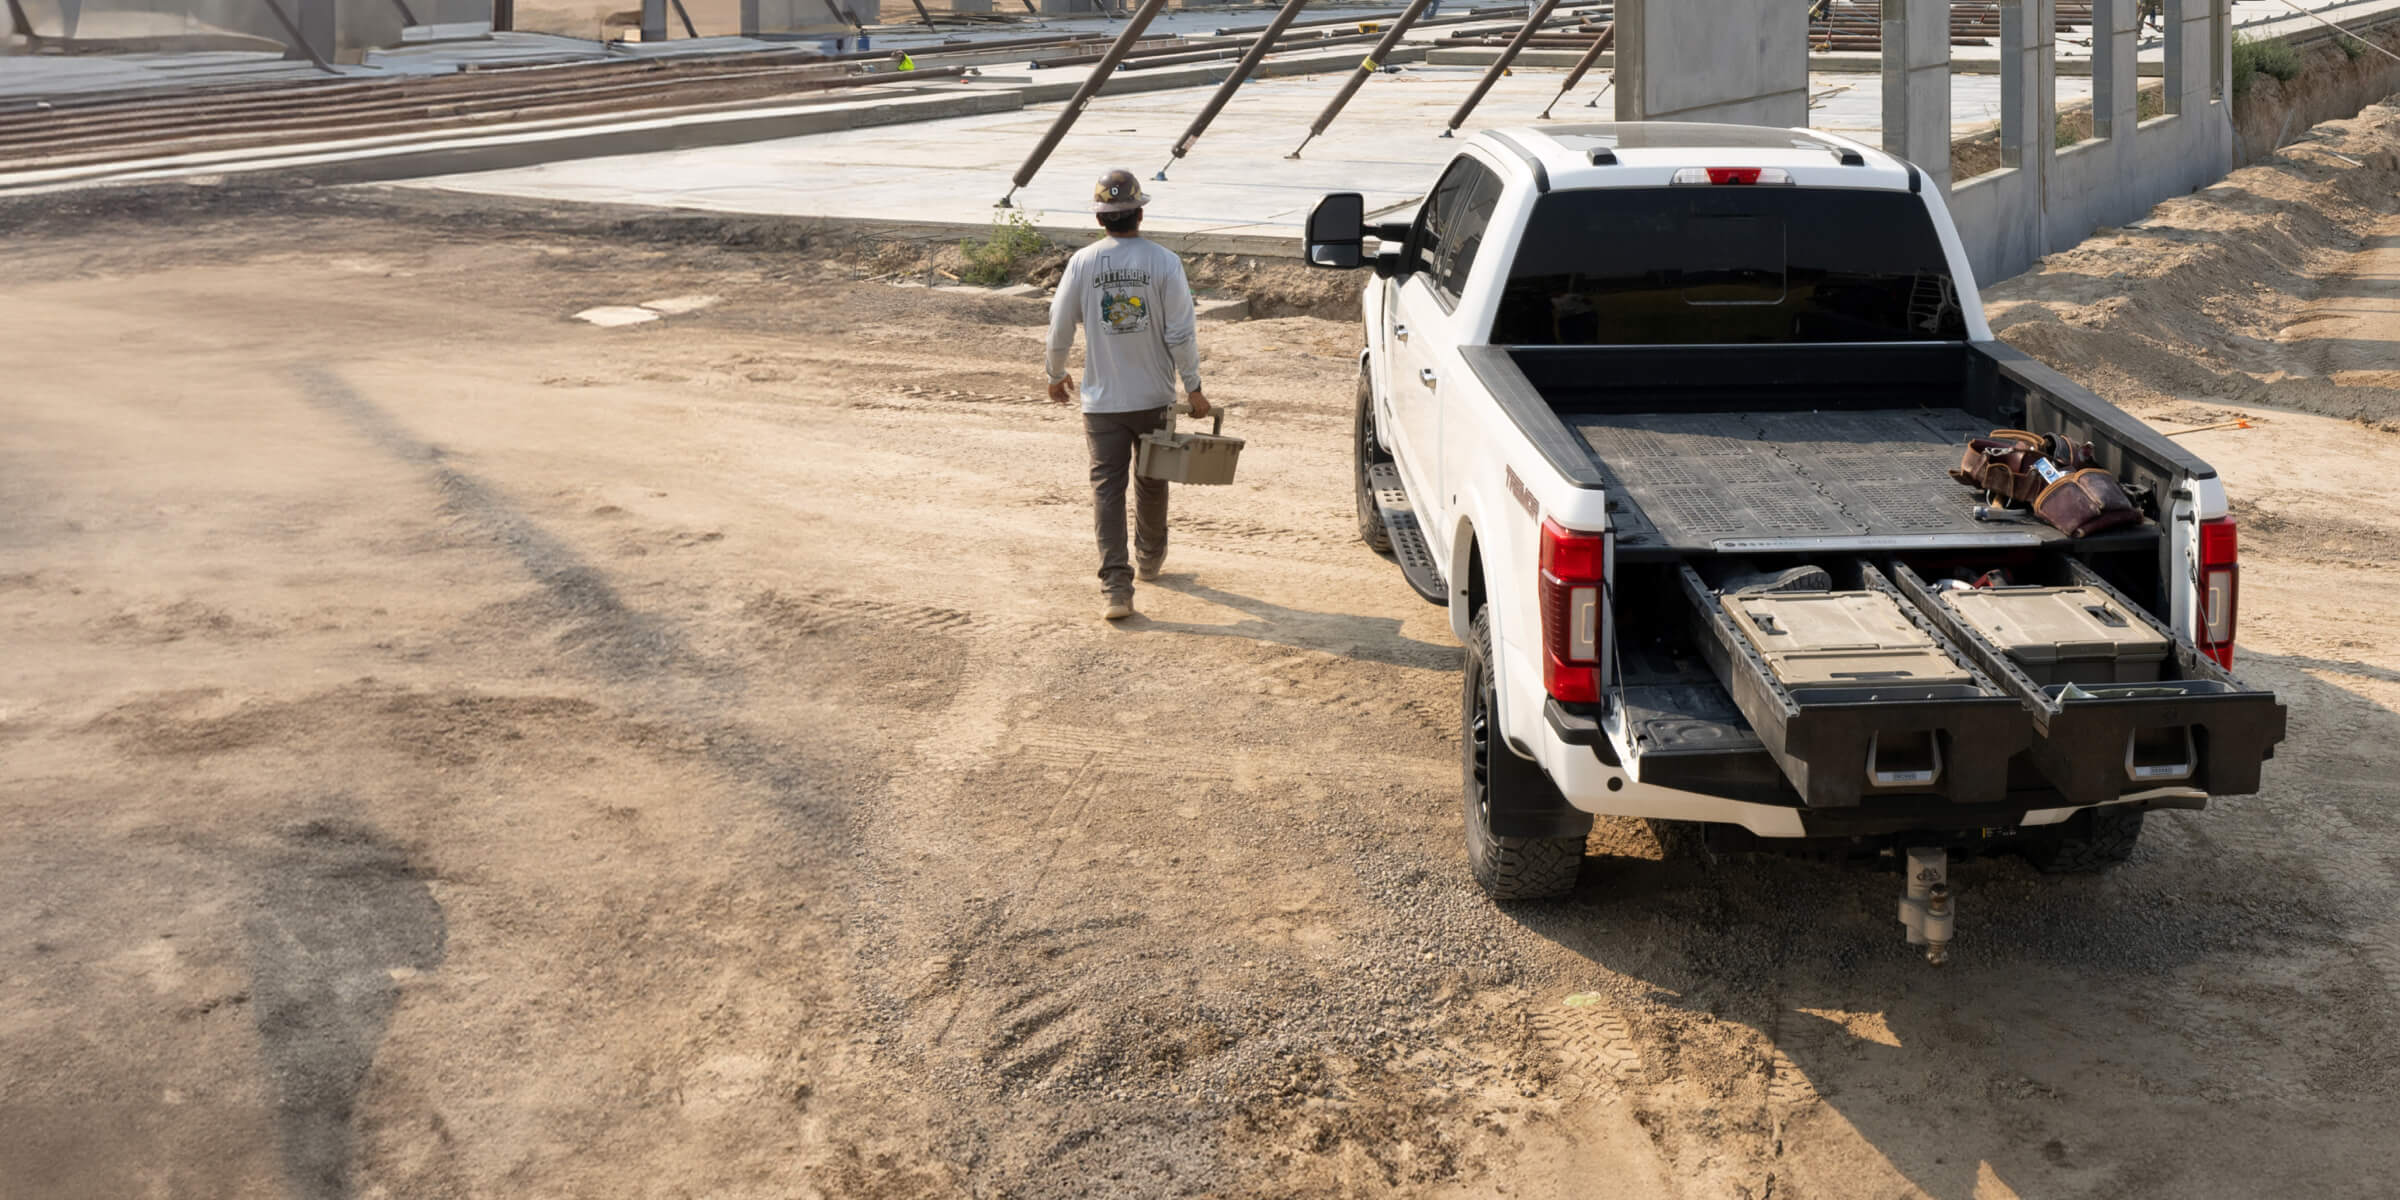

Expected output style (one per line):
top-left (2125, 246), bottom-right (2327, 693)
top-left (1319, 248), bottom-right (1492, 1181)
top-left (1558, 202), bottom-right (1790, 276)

top-left (1539, 518), bottom-right (1605, 703)
top-left (1672, 167), bottom-right (1791, 185)
top-left (2198, 516), bottom-right (2238, 668)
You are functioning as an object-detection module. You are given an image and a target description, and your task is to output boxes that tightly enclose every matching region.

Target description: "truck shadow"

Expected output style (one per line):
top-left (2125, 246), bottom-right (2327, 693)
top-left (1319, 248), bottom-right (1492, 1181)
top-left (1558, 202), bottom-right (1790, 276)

top-left (1492, 646), bottom-right (2397, 1198)
top-left (1122, 575), bottom-right (1457, 670)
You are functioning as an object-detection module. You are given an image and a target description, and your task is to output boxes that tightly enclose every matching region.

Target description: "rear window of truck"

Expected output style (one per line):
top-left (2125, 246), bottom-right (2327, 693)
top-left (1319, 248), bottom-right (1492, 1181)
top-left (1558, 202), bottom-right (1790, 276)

top-left (1492, 188), bottom-right (1969, 345)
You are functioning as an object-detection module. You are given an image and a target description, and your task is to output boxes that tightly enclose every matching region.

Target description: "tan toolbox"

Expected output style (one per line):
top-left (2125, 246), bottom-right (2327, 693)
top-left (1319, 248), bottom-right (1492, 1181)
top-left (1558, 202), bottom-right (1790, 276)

top-left (1939, 585), bottom-right (2170, 685)
top-left (1137, 407), bottom-right (1244, 486)
top-left (1722, 590), bottom-right (1973, 690)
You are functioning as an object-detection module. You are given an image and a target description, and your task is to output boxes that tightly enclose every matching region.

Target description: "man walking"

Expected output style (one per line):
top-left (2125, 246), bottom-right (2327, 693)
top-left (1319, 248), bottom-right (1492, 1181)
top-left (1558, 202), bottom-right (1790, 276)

top-left (1046, 168), bottom-right (1209, 621)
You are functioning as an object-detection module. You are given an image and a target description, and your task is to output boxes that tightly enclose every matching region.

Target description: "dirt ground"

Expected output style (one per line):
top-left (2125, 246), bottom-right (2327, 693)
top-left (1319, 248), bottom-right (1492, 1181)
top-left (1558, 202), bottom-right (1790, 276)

top-left (6, 103), bottom-right (2400, 1200)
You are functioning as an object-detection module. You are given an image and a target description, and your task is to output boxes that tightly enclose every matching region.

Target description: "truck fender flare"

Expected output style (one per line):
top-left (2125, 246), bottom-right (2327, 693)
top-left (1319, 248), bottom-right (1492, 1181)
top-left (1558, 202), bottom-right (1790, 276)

top-left (1447, 515), bottom-right (1479, 643)
top-left (1449, 513), bottom-right (1534, 759)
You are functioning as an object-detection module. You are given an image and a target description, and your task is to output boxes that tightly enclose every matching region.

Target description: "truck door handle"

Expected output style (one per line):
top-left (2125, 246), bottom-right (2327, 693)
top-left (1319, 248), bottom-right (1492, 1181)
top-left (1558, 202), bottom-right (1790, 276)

top-left (1418, 367), bottom-right (1437, 388)
top-left (1394, 324), bottom-right (1409, 342)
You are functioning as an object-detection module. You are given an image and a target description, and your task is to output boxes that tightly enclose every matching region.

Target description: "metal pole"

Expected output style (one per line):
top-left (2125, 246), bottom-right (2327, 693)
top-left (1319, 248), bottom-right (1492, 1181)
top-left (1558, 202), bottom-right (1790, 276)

top-left (671, 0), bottom-right (698, 36)
top-left (1536, 19), bottom-right (1610, 118)
top-left (389, 0), bottom-right (419, 28)
top-left (997, 0), bottom-right (1171, 208)
top-left (910, 0), bottom-right (938, 30)
top-left (641, 0), bottom-right (665, 42)
top-left (1155, 0), bottom-right (1314, 179)
top-left (1284, 0), bottom-right (1433, 158)
top-left (1440, 0), bottom-right (1560, 136)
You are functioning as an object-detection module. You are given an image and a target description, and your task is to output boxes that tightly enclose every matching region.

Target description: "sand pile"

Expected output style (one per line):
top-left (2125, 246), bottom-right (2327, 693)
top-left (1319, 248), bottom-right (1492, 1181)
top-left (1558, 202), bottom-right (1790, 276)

top-left (1985, 98), bottom-right (2400, 429)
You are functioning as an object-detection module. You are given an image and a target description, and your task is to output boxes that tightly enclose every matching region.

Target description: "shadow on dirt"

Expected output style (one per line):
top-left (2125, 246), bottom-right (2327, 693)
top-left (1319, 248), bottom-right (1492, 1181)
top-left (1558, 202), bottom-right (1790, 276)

top-left (246, 817), bottom-right (445, 1200)
top-left (1131, 575), bottom-right (1456, 670)
top-left (1489, 647), bottom-right (2397, 1198)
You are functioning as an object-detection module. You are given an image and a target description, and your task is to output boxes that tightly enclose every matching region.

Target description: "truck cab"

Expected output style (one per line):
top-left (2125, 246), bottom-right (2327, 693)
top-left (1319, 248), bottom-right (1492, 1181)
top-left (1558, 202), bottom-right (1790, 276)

top-left (1305, 123), bottom-right (2285, 920)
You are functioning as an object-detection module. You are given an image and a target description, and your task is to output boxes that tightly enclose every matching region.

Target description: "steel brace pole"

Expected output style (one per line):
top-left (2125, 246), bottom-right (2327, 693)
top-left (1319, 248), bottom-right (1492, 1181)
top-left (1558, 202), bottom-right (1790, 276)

top-left (1284, 0), bottom-right (1432, 158)
top-left (997, 0), bottom-right (1171, 208)
top-left (1440, 0), bottom-right (1561, 136)
top-left (1537, 19), bottom-right (1611, 118)
top-left (1155, 0), bottom-right (1314, 179)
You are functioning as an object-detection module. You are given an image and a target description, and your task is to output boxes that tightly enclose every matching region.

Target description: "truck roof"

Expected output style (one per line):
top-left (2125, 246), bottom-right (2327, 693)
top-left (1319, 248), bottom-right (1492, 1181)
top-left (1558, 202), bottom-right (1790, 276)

top-left (1475, 122), bottom-right (1920, 194)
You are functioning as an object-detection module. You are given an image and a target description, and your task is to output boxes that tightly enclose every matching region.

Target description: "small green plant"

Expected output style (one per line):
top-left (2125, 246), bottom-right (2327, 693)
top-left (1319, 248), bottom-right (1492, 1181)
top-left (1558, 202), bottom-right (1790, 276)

top-left (2338, 31), bottom-right (2366, 61)
top-left (958, 210), bottom-right (1047, 287)
top-left (2231, 32), bottom-right (2304, 100)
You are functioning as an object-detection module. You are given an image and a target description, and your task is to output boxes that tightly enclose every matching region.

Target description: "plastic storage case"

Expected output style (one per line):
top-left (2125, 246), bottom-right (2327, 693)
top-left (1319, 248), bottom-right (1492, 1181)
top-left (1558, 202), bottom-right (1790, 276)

top-left (1721, 591), bottom-right (1974, 690)
top-left (1939, 586), bottom-right (2168, 685)
top-left (1136, 409), bottom-right (1245, 486)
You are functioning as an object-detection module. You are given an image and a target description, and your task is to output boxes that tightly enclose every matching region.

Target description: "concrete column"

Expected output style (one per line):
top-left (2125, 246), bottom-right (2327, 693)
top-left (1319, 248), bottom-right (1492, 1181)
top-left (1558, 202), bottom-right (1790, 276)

top-left (2090, 0), bottom-right (2133, 142)
top-left (1612, 0), bottom-right (1807, 126)
top-left (1881, 0), bottom-right (1952, 191)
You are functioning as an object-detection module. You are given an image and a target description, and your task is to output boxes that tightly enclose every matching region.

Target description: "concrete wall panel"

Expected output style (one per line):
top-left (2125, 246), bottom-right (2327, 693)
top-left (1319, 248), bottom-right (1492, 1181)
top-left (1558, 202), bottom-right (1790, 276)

top-left (1885, 0), bottom-right (2232, 280)
top-left (1614, 0), bottom-right (1807, 125)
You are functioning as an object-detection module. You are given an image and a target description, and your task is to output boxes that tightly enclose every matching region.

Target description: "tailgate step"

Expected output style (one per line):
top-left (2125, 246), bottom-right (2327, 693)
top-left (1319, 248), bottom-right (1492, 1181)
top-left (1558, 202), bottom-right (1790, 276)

top-left (1680, 565), bottom-right (2031, 808)
top-left (1367, 461), bottom-right (1449, 606)
top-left (1892, 561), bottom-right (2287, 803)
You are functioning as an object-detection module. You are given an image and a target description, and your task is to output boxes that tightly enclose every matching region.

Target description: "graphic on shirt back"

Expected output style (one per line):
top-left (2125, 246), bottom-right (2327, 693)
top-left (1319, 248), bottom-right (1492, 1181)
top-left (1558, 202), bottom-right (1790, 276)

top-left (1093, 256), bottom-right (1152, 335)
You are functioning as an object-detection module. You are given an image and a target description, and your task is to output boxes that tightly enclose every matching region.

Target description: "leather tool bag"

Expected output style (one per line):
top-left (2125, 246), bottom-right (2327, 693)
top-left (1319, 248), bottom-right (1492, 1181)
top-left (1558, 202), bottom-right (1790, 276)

top-left (2032, 468), bottom-right (2142, 537)
top-left (1950, 430), bottom-right (2140, 537)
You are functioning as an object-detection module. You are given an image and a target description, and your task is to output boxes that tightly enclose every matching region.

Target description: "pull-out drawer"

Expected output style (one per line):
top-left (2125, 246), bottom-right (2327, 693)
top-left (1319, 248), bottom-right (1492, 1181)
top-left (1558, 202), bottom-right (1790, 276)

top-left (1678, 566), bottom-right (2033, 808)
top-left (1892, 562), bottom-right (2288, 804)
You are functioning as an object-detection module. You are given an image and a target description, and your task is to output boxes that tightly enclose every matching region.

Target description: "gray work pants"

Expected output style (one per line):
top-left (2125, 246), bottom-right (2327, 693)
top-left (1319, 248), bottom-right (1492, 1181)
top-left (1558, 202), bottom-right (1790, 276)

top-left (1084, 407), bottom-right (1171, 597)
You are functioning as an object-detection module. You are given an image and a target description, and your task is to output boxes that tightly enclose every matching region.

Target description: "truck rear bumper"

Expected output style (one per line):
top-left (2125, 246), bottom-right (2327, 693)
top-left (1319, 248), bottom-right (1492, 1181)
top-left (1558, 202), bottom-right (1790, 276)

top-left (1535, 726), bottom-right (2198, 838)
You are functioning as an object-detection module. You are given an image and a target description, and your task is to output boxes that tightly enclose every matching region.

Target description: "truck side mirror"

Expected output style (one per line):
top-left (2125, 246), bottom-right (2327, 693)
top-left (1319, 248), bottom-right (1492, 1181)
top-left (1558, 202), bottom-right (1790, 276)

top-left (1304, 192), bottom-right (1366, 270)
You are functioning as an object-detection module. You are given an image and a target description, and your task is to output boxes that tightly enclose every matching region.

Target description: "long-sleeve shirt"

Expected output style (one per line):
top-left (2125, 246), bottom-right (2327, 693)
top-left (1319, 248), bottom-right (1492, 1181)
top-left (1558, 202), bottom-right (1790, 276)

top-left (1045, 236), bottom-right (1203, 414)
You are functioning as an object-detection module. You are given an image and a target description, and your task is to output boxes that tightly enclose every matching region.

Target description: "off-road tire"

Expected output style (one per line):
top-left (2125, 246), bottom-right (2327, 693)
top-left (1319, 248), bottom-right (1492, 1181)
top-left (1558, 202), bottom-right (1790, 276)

top-left (1355, 372), bottom-right (1393, 554)
top-left (2026, 804), bottom-right (2144, 874)
top-left (1463, 607), bottom-right (1585, 899)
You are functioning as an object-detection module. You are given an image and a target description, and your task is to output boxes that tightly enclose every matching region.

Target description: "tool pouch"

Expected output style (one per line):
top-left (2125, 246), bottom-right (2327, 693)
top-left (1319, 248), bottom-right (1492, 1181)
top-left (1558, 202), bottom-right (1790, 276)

top-left (1950, 429), bottom-right (2105, 505)
top-left (1950, 438), bottom-right (2049, 502)
top-left (2032, 468), bottom-right (2142, 538)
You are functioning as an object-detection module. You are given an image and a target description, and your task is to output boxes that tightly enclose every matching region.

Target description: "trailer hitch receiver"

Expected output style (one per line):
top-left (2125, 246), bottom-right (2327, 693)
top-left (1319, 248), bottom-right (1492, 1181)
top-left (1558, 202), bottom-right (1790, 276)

top-left (1897, 847), bottom-right (1954, 965)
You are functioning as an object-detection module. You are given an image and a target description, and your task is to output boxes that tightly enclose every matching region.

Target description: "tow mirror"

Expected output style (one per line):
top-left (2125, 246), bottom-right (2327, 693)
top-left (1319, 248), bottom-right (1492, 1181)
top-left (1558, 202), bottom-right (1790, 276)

top-left (1304, 192), bottom-right (1366, 270)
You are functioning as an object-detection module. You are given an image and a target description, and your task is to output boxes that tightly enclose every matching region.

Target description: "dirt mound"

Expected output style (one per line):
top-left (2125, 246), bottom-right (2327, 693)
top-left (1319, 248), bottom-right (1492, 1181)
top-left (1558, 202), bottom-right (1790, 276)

top-left (1984, 98), bottom-right (2400, 427)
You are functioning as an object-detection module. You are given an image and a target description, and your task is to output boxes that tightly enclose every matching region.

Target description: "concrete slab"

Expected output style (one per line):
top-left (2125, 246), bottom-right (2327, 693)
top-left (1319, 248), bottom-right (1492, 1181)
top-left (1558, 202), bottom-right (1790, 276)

top-left (396, 60), bottom-right (2088, 251)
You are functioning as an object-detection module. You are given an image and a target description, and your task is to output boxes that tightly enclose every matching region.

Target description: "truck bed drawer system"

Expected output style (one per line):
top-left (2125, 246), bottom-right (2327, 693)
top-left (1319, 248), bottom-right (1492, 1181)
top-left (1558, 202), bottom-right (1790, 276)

top-left (1663, 562), bottom-right (2285, 810)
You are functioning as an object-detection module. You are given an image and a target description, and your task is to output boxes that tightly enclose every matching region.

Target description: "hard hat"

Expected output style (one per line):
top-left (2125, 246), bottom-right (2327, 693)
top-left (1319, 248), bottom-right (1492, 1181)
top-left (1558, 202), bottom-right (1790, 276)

top-left (1092, 168), bottom-right (1149, 215)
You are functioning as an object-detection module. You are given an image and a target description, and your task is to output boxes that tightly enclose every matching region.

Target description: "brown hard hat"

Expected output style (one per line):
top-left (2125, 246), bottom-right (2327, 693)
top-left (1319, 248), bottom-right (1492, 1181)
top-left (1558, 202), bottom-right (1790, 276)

top-left (1092, 168), bottom-right (1149, 215)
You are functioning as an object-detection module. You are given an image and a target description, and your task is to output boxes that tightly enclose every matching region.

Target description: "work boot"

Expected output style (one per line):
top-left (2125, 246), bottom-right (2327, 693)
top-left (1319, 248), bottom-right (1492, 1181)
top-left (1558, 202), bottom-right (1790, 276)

top-left (1102, 593), bottom-right (1135, 621)
top-left (1136, 555), bottom-right (1164, 582)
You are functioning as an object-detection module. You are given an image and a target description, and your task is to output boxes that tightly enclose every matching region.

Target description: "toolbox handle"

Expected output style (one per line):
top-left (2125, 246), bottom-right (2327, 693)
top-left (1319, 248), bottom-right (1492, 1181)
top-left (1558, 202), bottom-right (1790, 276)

top-left (1173, 400), bottom-right (1227, 436)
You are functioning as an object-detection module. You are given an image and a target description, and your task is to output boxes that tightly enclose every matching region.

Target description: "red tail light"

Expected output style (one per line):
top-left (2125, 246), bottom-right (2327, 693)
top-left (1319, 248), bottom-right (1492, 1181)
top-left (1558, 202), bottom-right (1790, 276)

top-left (1539, 518), bottom-right (1604, 703)
top-left (1672, 167), bottom-right (1790, 185)
top-left (2197, 516), bottom-right (2238, 668)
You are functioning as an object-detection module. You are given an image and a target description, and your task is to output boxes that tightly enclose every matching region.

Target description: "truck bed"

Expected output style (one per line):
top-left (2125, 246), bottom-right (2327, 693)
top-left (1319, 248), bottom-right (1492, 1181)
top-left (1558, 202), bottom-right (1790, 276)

top-left (1460, 341), bottom-right (2184, 563)
top-left (1568, 408), bottom-right (2131, 555)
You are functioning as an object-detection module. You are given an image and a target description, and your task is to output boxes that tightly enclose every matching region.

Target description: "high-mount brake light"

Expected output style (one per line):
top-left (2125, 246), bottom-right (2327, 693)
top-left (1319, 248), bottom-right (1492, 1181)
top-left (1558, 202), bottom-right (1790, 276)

top-left (2197, 516), bottom-right (2239, 668)
top-left (1539, 518), bottom-right (1605, 703)
top-left (1671, 167), bottom-right (1790, 186)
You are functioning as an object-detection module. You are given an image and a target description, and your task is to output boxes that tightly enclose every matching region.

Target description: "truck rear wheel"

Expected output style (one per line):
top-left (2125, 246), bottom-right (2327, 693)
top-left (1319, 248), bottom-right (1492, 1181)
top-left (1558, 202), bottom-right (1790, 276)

top-left (1463, 607), bottom-right (1585, 900)
top-left (2025, 804), bottom-right (2144, 873)
top-left (1355, 372), bottom-right (1392, 554)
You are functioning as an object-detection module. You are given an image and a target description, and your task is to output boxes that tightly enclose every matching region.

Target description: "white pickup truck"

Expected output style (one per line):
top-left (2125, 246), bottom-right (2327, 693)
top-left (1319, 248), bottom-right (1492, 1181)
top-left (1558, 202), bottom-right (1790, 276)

top-left (1302, 123), bottom-right (2286, 931)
